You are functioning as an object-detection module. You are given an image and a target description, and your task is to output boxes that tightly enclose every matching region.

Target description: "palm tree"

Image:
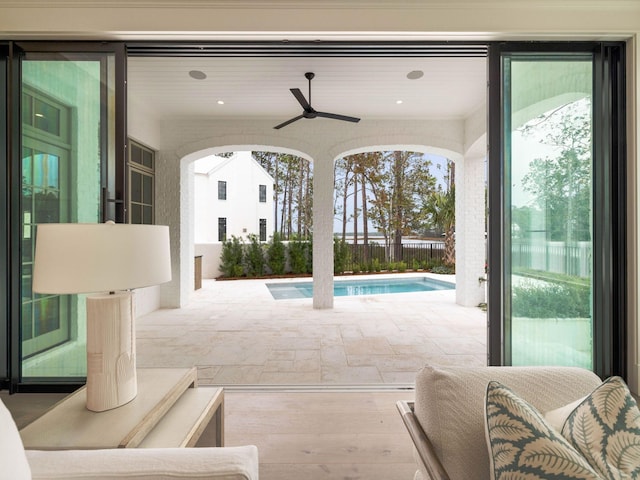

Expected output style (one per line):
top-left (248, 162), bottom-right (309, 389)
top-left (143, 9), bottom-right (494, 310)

top-left (425, 187), bottom-right (455, 267)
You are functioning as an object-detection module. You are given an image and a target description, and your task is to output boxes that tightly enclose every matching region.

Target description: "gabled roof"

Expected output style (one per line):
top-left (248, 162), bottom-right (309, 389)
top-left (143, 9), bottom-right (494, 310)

top-left (194, 151), bottom-right (274, 182)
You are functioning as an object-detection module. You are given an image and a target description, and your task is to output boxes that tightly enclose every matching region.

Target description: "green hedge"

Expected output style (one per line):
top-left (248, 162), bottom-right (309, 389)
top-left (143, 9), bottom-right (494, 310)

top-left (512, 280), bottom-right (590, 318)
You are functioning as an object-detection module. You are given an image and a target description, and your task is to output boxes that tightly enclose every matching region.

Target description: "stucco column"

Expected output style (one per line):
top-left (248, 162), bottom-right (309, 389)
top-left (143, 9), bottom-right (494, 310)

top-left (455, 155), bottom-right (487, 307)
top-left (312, 157), bottom-right (334, 309)
top-left (156, 151), bottom-right (192, 308)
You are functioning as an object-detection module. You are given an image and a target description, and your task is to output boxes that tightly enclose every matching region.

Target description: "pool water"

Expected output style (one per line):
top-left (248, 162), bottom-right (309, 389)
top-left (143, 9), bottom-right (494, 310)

top-left (266, 276), bottom-right (455, 300)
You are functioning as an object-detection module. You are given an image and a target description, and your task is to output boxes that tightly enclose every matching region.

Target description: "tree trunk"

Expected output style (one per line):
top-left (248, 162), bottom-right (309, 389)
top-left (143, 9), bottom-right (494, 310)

top-left (353, 174), bottom-right (358, 245)
top-left (305, 162), bottom-right (311, 237)
top-left (280, 160), bottom-right (290, 236)
top-left (297, 161), bottom-right (303, 236)
top-left (341, 171), bottom-right (349, 242)
top-left (274, 155), bottom-right (279, 234)
top-left (444, 225), bottom-right (456, 267)
top-left (393, 151), bottom-right (404, 262)
top-left (287, 167), bottom-right (293, 239)
top-left (361, 172), bottom-right (369, 262)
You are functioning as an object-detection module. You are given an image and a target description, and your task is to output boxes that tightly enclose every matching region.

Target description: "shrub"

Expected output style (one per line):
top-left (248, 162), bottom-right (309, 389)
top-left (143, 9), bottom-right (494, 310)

top-left (423, 258), bottom-right (447, 271)
top-left (305, 236), bottom-right (313, 274)
top-left (288, 236), bottom-right (309, 274)
top-left (412, 259), bottom-right (421, 271)
top-left (352, 263), bottom-right (361, 274)
top-left (267, 232), bottom-right (286, 275)
top-left (219, 235), bottom-right (244, 277)
top-left (244, 234), bottom-right (265, 277)
top-left (372, 258), bottom-right (381, 272)
top-left (431, 265), bottom-right (455, 275)
top-left (333, 238), bottom-right (350, 274)
top-left (512, 281), bottom-right (590, 318)
top-left (397, 261), bottom-right (407, 273)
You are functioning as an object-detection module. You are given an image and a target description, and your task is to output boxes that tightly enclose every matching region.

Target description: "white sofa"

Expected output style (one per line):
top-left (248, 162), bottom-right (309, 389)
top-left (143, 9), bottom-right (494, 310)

top-left (1, 397), bottom-right (259, 480)
top-left (397, 365), bottom-right (603, 480)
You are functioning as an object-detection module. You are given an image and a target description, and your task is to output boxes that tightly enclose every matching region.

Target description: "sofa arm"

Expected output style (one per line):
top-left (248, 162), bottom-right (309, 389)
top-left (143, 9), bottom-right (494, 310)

top-left (26, 445), bottom-right (259, 480)
top-left (396, 401), bottom-right (450, 480)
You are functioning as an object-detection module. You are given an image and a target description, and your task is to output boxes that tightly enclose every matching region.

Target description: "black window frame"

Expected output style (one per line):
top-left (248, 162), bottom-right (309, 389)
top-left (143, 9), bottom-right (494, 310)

top-left (218, 180), bottom-right (227, 200)
top-left (218, 217), bottom-right (227, 242)
top-left (259, 218), bottom-right (267, 241)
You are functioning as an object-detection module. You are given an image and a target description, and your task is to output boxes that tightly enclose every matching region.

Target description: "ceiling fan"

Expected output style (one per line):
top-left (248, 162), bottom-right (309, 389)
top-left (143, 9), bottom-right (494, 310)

top-left (274, 72), bottom-right (361, 129)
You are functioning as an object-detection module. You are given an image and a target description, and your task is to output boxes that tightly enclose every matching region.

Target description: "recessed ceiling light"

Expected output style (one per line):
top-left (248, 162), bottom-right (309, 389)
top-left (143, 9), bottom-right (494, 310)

top-left (396, 100), bottom-right (403, 104)
top-left (406, 70), bottom-right (424, 80)
top-left (217, 100), bottom-right (225, 105)
top-left (189, 70), bottom-right (207, 80)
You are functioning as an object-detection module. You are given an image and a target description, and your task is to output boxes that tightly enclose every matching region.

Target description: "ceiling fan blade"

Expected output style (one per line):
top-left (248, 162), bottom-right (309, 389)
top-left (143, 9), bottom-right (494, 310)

top-left (290, 88), bottom-right (311, 110)
top-left (274, 114), bottom-right (304, 130)
top-left (315, 111), bottom-right (361, 123)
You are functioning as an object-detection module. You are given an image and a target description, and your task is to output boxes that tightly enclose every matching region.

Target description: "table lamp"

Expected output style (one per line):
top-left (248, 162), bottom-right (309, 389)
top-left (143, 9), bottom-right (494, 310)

top-left (32, 221), bottom-right (171, 412)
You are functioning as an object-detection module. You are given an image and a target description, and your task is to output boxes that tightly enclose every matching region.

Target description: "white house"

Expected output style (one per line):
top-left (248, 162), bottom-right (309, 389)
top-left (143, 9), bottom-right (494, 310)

top-left (194, 151), bottom-right (274, 243)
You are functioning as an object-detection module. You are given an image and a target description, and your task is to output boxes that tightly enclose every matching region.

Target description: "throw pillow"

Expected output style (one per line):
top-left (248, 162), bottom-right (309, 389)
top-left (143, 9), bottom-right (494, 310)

top-left (484, 380), bottom-right (602, 480)
top-left (561, 376), bottom-right (640, 479)
top-left (0, 398), bottom-right (32, 480)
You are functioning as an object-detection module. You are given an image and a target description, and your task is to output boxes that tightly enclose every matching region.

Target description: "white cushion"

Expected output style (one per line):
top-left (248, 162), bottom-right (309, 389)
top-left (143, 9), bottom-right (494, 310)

top-left (544, 395), bottom-right (586, 432)
top-left (27, 445), bottom-right (258, 480)
top-left (0, 398), bottom-right (32, 480)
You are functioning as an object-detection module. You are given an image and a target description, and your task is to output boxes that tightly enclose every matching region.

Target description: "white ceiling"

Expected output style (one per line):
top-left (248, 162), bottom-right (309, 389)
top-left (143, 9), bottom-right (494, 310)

top-left (126, 56), bottom-right (487, 123)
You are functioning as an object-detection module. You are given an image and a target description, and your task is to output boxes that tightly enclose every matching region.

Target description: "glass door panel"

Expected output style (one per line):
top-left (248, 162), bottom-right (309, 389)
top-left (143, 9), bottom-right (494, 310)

top-left (493, 51), bottom-right (596, 369)
top-left (0, 45), bottom-right (7, 381)
top-left (20, 52), bottom-right (116, 380)
top-left (21, 141), bottom-right (71, 358)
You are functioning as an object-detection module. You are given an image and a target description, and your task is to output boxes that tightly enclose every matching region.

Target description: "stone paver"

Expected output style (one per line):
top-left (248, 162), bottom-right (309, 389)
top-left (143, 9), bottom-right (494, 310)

top-left (136, 273), bottom-right (487, 385)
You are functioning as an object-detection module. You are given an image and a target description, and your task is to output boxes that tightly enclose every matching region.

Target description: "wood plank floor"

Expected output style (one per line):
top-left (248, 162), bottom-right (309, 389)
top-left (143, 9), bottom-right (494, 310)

top-left (225, 389), bottom-right (417, 480)
top-left (3, 388), bottom-right (417, 480)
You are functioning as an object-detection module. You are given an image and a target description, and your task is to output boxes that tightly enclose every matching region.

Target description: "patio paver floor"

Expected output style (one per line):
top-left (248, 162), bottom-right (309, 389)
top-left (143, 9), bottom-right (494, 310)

top-left (136, 273), bottom-right (487, 386)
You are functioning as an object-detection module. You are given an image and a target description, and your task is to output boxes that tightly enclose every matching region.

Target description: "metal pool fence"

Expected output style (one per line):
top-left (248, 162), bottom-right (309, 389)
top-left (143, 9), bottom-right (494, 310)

top-left (345, 242), bottom-right (445, 271)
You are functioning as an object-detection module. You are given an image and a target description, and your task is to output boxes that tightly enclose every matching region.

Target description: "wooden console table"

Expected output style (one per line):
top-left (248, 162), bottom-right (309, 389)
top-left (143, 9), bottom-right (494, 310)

top-left (20, 367), bottom-right (224, 450)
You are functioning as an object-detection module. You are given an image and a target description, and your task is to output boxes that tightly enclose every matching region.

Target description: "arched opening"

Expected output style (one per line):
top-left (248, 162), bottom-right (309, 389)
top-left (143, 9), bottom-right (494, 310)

top-left (127, 51), bottom-right (490, 387)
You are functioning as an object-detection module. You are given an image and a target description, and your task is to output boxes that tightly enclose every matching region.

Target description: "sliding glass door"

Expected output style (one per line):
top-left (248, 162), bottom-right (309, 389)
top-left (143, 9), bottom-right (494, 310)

top-left (12, 43), bottom-right (125, 386)
top-left (0, 44), bottom-right (7, 382)
top-left (488, 43), bottom-right (626, 378)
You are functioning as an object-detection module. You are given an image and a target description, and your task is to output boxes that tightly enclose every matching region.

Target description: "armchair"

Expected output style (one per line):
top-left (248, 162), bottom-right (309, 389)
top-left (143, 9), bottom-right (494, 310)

top-left (1, 397), bottom-right (258, 480)
top-left (397, 365), bottom-right (602, 480)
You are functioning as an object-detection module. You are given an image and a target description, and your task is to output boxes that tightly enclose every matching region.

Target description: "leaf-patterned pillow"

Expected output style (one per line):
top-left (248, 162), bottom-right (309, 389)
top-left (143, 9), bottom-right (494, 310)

top-left (485, 380), bottom-right (603, 480)
top-left (562, 376), bottom-right (640, 479)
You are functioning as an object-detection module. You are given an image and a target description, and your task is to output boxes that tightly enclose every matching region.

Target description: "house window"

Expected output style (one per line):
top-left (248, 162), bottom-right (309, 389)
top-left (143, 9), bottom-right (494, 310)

top-left (218, 217), bottom-right (227, 242)
top-left (128, 141), bottom-right (155, 225)
top-left (218, 180), bottom-right (227, 200)
top-left (259, 184), bottom-right (267, 203)
top-left (259, 218), bottom-right (267, 241)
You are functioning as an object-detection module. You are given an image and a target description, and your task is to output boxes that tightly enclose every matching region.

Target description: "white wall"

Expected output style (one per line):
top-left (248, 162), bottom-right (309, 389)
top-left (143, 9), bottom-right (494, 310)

top-left (127, 90), bottom-right (165, 315)
top-left (128, 96), bottom-right (163, 150)
top-left (194, 152), bottom-right (274, 243)
top-left (194, 172), bottom-right (215, 242)
top-left (195, 243), bottom-right (224, 279)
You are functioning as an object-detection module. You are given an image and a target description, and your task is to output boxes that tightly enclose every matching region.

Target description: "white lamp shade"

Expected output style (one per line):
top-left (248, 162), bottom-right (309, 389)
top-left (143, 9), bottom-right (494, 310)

top-left (32, 222), bottom-right (172, 294)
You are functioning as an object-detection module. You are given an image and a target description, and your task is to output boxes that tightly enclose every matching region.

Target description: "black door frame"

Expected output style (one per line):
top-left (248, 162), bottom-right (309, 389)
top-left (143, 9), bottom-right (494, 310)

top-left (1, 41), bottom-right (127, 393)
top-left (0, 39), bottom-right (628, 391)
top-left (486, 42), bottom-right (627, 380)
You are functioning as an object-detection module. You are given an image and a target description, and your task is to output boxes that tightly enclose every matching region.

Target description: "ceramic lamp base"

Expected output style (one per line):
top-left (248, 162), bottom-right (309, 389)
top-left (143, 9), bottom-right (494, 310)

top-left (85, 291), bottom-right (137, 412)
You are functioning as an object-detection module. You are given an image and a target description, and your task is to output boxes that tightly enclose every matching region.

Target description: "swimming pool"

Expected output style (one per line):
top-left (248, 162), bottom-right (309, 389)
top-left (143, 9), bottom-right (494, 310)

top-left (266, 276), bottom-right (455, 299)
